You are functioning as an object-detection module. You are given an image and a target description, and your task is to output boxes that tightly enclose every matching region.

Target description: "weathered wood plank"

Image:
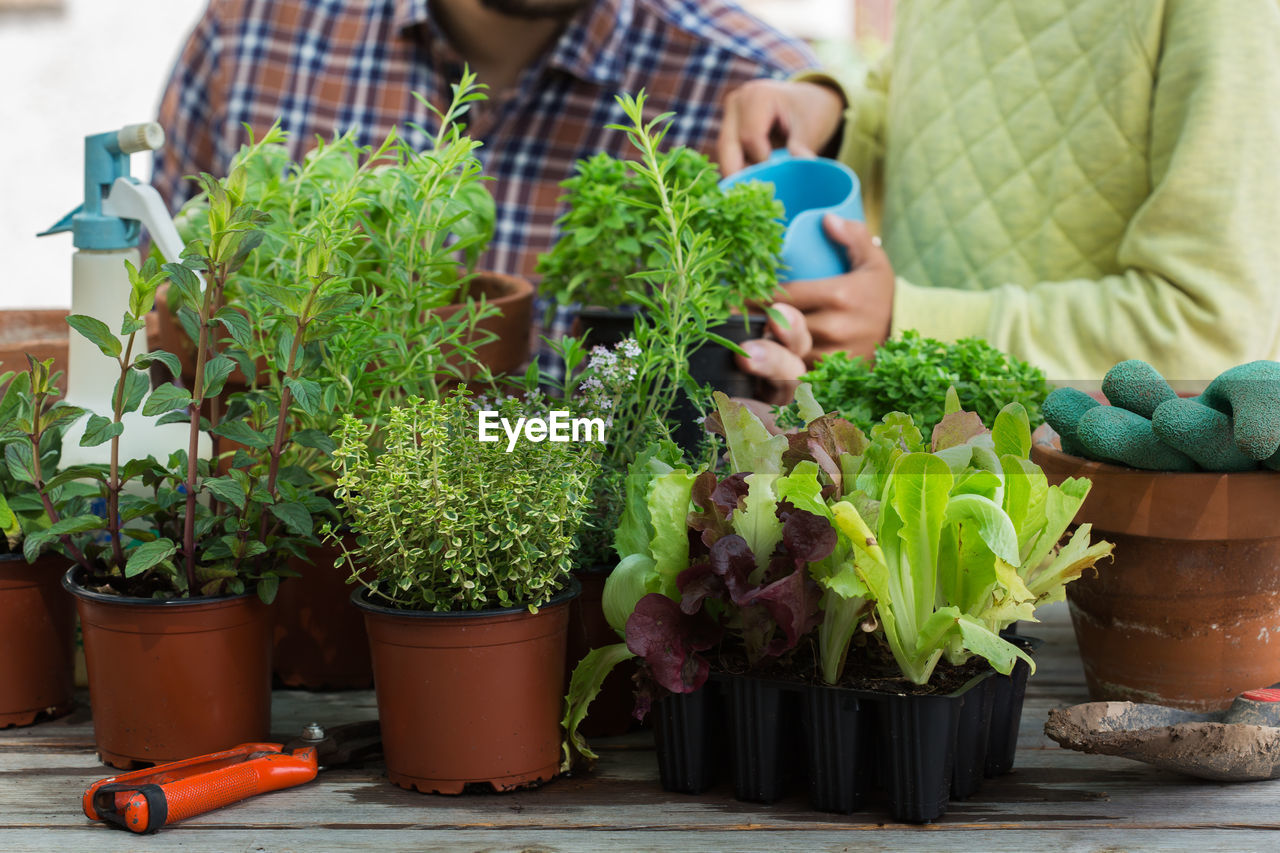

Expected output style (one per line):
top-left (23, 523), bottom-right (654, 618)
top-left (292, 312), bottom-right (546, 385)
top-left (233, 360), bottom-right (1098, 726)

top-left (5, 827), bottom-right (1280, 853)
top-left (6, 601), bottom-right (1278, 852)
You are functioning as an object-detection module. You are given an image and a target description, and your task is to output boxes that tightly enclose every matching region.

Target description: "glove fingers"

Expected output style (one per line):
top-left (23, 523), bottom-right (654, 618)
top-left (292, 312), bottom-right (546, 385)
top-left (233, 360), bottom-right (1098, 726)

top-left (1077, 406), bottom-right (1197, 472)
top-left (1151, 399), bottom-right (1258, 472)
top-left (1102, 359), bottom-right (1176, 419)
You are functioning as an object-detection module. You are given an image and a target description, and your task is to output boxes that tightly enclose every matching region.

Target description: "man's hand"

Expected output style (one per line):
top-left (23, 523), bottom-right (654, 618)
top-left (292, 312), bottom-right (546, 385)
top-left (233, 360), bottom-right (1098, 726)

top-left (718, 79), bottom-right (846, 175)
top-left (737, 215), bottom-right (895, 395)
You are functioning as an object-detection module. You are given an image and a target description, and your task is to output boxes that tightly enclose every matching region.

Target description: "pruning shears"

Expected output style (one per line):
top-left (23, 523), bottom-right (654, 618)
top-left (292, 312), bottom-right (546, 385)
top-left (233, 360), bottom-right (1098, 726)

top-left (82, 720), bottom-right (381, 834)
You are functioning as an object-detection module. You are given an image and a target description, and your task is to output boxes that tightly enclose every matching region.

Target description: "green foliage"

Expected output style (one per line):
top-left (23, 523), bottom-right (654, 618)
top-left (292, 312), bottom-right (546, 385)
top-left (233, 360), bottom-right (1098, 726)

top-left (330, 390), bottom-right (599, 612)
top-left (524, 92), bottom-right (782, 572)
top-left (536, 146), bottom-right (783, 312)
top-left (9, 167), bottom-right (334, 600)
top-left (173, 70), bottom-right (502, 475)
top-left (829, 400), bottom-right (1113, 684)
top-left (778, 331), bottom-right (1052, 434)
top-left (0, 360), bottom-right (83, 554)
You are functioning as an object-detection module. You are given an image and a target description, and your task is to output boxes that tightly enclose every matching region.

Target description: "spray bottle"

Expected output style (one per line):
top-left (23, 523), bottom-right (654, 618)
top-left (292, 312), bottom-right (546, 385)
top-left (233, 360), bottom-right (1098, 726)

top-left (39, 123), bottom-right (206, 468)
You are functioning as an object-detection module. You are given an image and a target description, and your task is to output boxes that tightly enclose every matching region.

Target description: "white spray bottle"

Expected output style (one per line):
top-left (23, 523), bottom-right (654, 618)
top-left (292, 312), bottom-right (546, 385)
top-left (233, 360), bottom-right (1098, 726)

top-left (38, 123), bottom-right (207, 468)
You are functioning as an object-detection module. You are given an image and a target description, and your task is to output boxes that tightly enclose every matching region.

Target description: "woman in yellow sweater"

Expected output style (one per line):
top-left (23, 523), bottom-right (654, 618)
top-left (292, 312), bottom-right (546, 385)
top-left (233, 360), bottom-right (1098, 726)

top-left (725, 0), bottom-right (1280, 385)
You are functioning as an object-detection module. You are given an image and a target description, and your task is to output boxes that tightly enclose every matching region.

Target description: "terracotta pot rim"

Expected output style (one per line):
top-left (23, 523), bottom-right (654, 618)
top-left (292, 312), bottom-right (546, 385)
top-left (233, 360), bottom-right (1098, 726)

top-left (1032, 437), bottom-right (1280, 480)
top-left (62, 566), bottom-right (259, 609)
top-left (449, 270), bottom-right (534, 307)
top-left (351, 575), bottom-right (581, 619)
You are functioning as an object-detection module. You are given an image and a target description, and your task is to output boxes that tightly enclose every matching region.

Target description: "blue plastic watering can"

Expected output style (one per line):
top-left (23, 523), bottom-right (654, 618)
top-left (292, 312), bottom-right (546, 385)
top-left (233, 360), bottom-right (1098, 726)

top-left (718, 150), bottom-right (864, 281)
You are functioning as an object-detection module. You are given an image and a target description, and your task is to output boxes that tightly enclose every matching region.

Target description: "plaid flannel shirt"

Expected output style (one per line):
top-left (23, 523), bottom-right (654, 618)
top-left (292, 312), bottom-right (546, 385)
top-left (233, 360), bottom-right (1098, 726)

top-left (155, 0), bottom-right (816, 370)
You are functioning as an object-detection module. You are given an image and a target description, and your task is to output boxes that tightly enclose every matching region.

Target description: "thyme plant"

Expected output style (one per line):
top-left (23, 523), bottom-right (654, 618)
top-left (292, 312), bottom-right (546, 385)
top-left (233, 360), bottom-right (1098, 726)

top-left (330, 389), bottom-right (599, 612)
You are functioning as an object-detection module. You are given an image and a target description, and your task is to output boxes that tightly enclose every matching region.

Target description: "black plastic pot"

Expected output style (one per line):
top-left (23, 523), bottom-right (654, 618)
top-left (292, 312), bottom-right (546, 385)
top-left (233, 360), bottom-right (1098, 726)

top-left (803, 683), bottom-right (871, 813)
top-left (651, 685), bottom-right (720, 794)
top-left (985, 635), bottom-right (1043, 777)
top-left (653, 666), bottom-right (1003, 822)
top-left (878, 680), bottom-right (972, 823)
top-left (578, 307), bottom-right (766, 398)
top-left (950, 677), bottom-right (996, 799)
top-left (717, 673), bottom-right (804, 803)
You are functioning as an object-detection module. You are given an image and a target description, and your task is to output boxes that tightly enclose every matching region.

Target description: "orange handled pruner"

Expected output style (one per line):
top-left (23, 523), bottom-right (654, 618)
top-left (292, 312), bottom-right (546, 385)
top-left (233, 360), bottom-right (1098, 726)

top-left (82, 720), bottom-right (381, 834)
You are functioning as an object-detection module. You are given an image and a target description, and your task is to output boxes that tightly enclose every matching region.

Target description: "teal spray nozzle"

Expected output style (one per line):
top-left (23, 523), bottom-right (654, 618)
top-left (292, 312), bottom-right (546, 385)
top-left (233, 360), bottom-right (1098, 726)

top-left (32, 121), bottom-right (199, 472)
top-left (38, 122), bottom-right (181, 257)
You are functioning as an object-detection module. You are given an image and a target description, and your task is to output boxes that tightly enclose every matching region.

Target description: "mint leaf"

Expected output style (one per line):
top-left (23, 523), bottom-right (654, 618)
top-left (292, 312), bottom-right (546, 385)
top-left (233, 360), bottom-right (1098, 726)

top-left (125, 538), bottom-right (178, 577)
top-left (80, 414), bottom-right (124, 447)
top-left (66, 314), bottom-right (121, 359)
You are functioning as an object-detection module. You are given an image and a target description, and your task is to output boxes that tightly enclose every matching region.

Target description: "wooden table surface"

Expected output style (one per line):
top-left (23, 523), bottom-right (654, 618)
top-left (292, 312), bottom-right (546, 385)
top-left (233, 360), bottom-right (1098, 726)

top-left (4, 601), bottom-right (1279, 852)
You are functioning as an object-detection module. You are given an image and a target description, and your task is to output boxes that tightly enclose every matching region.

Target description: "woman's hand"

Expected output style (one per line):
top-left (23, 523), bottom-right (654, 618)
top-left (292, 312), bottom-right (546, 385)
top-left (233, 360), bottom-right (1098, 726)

top-left (737, 215), bottom-right (895, 400)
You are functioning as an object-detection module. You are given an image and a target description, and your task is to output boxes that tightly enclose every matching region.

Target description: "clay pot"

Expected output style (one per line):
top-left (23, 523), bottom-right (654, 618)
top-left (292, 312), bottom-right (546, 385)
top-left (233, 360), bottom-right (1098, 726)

top-left (565, 568), bottom-right (637, 737)
top-left (64, 567), bottom-right (273, 768)
top-left (150, 272), bottom-right (533, 390)
top-left (354, 577), bottom-right (579, 793)
top-left (429, 271), bottom-right (534, 376)
top-left (0, 553), bottom-right (76, 727)
top-left (273, 535), bottom-right (373, 689)
top-left (1032, 439), bottom-right (1280, 711)
top-left (0, 310), bottom-right (68, 391)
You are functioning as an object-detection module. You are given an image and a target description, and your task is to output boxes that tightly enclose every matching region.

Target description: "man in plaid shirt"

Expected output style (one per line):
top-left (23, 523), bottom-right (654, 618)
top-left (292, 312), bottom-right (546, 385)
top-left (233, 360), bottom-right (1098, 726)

top-left (155, 0), bottom-right (816, 321)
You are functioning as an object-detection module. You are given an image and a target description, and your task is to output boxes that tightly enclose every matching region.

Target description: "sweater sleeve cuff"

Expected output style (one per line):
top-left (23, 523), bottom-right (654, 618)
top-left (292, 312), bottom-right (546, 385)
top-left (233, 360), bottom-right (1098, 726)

top-left (790, 71), bottom-right (850, 109)
top-left (890, 278), bottom-right (993, 342)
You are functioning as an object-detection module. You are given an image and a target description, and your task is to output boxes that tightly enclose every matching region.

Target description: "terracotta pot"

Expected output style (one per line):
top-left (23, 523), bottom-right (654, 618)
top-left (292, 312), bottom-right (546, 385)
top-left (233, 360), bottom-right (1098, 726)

top-left (1032, 438), bottom-right (1280, 711)
top-left (430, 272), bottom-right (533, 376)
top-left (0, 310), bottom-right (68, 392)
top-left (354, 577), bottom-right (579, 793)
top-left (64, 567), bottom-right (273, 768)
top-left (565, 568), bottom-right (638, 737)
top-left (0, 553), bottom-right (76, 727)
top-left (273, 535), bottom-right (373, 689)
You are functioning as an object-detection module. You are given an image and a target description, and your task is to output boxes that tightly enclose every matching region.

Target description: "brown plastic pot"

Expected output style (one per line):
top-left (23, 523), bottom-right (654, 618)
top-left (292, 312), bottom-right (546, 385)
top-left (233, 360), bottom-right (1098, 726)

top-left (0, 553), bottom-right (76, 727)
top-left (1033, 438), bottom-right (1280, 711)
top-left (429, 271), bottom-right (533, 376)
top-left (273, 535), bottom-right (373, 689)
top-left (565, 568), bottom-right (638, 737)
top-left (354, 577), bottom-right (579, 794)
top-left (64, 567), bottom-right (273, 768)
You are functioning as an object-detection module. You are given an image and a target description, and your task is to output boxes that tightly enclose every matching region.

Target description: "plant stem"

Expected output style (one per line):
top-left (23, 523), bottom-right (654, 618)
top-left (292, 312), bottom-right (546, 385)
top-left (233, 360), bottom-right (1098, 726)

top-left (104, 334), bottom-right (136, 569)
top-left (182, 262), bottom-right (221, 591)
top-left (26, 394), bottom-right (93, 571)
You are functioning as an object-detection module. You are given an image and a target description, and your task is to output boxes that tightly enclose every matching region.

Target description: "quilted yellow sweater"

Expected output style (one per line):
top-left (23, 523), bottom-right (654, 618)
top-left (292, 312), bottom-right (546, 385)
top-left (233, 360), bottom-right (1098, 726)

top-left (837, 0), bottom-right (1280, 382)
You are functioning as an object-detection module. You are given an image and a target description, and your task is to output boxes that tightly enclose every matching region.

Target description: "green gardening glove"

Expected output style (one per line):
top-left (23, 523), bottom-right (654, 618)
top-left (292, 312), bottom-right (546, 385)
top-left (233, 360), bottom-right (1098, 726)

top-left (1102, 359), bottom-right (1177, 418)
top-left (1199, 361), bottom-right (1280, 461)
top-left (1042, 387), bottom-right (1099, 458)
top-left (1151, 398), bottom-right (1257, 472)
top-left (1076, 405), bottom-right (1197, 471)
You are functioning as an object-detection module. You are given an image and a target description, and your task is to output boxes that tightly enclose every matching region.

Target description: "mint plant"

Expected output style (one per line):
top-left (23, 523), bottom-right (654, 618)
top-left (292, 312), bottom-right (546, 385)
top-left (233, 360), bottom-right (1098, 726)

top-left (9, 162), bottom-right (335, 601)
top-left (0, 359), bottom-right (96, 559)
top-left (329, 389), bottom-right (599, 612)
